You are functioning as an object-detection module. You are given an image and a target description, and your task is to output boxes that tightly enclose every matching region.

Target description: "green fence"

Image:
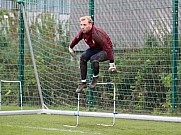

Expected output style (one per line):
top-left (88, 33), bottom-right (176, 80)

top-left (0, 0), bottom-right (180, 115)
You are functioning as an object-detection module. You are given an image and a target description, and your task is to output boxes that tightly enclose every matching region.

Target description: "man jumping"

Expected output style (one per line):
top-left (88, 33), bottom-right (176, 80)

top-left (69, 16), bottom-right (116, 93)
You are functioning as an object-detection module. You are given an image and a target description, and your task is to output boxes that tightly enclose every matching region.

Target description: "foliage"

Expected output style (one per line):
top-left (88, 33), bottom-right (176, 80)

top-left (113, 30), bottom-right (178, 114)
top-left (0, 9), bottom-right (180, 115)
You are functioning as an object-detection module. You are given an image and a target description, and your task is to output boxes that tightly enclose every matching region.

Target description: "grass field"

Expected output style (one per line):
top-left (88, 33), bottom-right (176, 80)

top-left (0, 114), bottom-right (181, 135)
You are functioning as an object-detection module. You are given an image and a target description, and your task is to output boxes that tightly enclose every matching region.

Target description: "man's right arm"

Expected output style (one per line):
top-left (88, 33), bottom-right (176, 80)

top-left (69, 31), bottom-right (82, 57)
top-left (69, 31), bottom-right (83, 48)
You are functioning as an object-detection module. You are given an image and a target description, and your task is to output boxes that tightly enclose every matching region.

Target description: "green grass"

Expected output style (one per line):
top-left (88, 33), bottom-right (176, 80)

top-left (0, 114), bottom-right (181, 135)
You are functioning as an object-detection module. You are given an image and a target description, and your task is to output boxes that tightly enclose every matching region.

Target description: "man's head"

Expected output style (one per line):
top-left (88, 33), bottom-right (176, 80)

top-left (80, 16), bottom-right (93, 33)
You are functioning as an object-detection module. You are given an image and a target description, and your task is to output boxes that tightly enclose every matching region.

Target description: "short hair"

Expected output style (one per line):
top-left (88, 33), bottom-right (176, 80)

top-left (80, 16), bottom-right (93, 24)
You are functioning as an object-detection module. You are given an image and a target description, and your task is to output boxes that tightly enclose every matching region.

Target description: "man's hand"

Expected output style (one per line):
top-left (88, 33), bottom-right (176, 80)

top-left (108, 63), bottom-right (117, 73)
top-left (69, 47), bottom-right (74, 57)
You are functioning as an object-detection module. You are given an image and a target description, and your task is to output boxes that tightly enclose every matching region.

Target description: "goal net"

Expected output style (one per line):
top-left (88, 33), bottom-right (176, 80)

top-left (0, 0), bottom-right (181, 122)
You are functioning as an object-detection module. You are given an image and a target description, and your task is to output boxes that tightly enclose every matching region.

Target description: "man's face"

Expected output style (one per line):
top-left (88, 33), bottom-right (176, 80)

top-left (80, 19), bottom-right (92, 33)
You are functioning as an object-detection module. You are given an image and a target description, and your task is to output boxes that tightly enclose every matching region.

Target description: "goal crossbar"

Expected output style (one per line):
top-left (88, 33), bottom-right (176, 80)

top-left (0, 109), bottom-right (181, 123)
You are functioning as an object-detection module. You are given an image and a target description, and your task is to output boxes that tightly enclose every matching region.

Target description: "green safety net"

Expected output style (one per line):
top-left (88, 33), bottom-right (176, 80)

top-left (0, 0), bottom-right (180, 115)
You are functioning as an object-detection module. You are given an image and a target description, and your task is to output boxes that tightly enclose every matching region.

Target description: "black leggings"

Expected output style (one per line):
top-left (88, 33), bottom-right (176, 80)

top-left (80, 48), bottom-right (109, 80)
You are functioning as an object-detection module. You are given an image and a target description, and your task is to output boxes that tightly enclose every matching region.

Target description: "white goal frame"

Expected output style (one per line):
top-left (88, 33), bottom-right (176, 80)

top-left (96, 82), bottom-right (117, 127)
top-left (64, 82), bottom-right (117, 127)
top-left (0, 80), bottom-right (23, 110)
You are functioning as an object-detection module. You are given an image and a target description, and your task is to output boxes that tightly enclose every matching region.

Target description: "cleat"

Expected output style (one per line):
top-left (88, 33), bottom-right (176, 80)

top-left (89, 77), bottom-right (98, 89)
top-left (76, 83), bottom-right (87, 93)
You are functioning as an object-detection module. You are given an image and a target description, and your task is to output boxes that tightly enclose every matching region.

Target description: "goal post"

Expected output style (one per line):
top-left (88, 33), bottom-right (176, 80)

top-left (21, 3), bottom-right (45, 109)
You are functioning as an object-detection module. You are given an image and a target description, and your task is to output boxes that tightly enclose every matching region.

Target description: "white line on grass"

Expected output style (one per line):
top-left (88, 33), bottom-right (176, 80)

top-left (6, 125), bottom-right (101, 135)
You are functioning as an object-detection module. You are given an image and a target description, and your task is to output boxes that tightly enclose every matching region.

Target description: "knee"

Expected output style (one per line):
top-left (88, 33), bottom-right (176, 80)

top-left (90, 55), bottom-right (98, 63)
top-left (90, 59), bottom-right (99, 64)
top-left (91, 59), bottom-right (99, 68)
top-left (80, 54), bottom-right (87, 63)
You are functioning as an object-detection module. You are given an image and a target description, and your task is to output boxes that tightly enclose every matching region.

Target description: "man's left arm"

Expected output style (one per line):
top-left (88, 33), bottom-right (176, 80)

top-left (93, 31), bottom-right (117, 73)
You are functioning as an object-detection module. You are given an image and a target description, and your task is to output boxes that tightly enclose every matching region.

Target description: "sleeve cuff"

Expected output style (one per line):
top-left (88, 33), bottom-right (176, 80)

top-left (110, 60), bottom-right (114, 63)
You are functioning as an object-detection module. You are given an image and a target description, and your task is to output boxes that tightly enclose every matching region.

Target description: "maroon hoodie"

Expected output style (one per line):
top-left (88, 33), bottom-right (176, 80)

top-left (69, 25), bottom-right (114, 62)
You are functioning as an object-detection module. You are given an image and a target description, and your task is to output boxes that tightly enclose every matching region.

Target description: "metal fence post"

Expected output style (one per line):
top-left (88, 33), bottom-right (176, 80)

top-left (18, 1), bottom-right (25, 107)
top-left (172, 0), bottom-right (178, 111)
top-left (88, 0), bottom-right (94, 108)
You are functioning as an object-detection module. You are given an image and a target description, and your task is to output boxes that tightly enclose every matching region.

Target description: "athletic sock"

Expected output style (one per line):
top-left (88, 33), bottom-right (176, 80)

top-left (81, 80), bottom-right (87, 84)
